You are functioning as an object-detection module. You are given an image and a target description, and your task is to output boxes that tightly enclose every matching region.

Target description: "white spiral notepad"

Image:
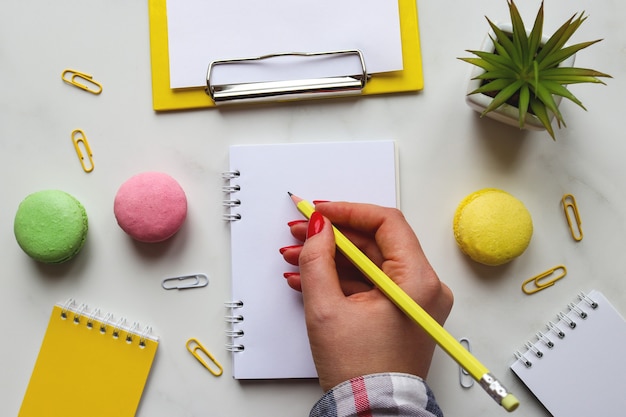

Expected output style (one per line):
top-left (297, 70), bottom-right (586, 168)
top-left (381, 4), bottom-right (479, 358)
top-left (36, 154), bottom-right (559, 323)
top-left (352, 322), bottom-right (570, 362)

top-left (511, 290), bottom-right (626, 416)
top-left (222, 141), bottom-right (398, 379)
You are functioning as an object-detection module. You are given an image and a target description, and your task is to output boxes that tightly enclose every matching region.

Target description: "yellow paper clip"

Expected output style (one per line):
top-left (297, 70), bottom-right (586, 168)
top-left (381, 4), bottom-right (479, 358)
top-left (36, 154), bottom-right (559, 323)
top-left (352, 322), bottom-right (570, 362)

top-left (71, 129), bottom-right (94, 173)
top-left (186, 338), bottom-right (223, 377)
top-left (61, 69), bottom-right (103, 94)
top-left (522, 265), bottom-right (567, 295)
top-left (562, 194), bottom-right (583, 241)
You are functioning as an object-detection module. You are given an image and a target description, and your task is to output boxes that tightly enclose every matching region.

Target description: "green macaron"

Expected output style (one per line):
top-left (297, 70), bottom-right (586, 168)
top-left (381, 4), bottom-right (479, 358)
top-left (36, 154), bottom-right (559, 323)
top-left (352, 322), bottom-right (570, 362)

top-left (14, 190), bottom-right (88, 263)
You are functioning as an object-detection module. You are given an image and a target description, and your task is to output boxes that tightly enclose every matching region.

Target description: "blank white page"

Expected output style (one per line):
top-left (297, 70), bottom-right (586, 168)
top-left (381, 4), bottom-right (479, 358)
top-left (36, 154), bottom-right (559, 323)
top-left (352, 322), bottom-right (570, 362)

top-left (166, 0), bottom-right (403, 88)
top-left (511, 290), bottom-right (626, 416)
top-left (225, 141), bottom-right (397, 379)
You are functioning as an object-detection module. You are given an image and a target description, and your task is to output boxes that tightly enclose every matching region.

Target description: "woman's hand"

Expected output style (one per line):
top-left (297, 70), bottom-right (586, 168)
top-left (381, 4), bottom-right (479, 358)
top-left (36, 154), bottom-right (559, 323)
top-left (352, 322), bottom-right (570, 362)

top-left (280, 202), bottom-right (453, 391)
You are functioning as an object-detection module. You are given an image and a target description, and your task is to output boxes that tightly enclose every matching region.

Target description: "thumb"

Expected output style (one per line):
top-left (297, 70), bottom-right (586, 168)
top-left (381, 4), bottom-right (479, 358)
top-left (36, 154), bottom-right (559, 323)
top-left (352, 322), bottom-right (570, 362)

top-left (298, 211), bottom-right (344, 308)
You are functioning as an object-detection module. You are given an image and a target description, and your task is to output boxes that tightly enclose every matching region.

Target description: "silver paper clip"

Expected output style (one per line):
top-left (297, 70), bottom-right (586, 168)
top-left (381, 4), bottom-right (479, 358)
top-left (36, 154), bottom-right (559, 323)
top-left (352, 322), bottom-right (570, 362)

top-left (161, 274), bottom-right (209, 290)
top-left (458, 338), bottom-right (474, 388)
top-left (206, 50), bottom-right (368, 105)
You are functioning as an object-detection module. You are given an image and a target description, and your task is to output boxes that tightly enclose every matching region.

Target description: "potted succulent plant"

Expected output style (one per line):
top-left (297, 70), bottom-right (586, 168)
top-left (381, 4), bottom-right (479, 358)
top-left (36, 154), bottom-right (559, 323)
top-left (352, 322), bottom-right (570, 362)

top-left (459, 0), bottom-right (611, 139)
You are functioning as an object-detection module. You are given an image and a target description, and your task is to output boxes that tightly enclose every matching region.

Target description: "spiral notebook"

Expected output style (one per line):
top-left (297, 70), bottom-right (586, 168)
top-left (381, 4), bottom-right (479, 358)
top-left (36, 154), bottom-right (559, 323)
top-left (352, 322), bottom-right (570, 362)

top-left (223, 141), bottom-right (398, 379)
top-left (19, 300), bottom-right (159, 417)
top-left (510, 290), bottom-right (626, 416)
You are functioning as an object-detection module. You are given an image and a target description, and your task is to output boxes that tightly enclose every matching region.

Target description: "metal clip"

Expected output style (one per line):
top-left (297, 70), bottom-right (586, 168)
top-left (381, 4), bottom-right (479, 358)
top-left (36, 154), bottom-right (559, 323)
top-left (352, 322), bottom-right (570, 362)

top-left (62, 69), bottom-right (103, 94)
top-left (161, 274), bottom-right (209, 290)
top-left (562, 194), bottom-right (583, 241)
top-left (71, 129), bottom-right (94, 173)
top-left (458, 338), bottom-right (474, 388)
top-left (522, 265), bottom-right (567, 295)
top-left (186, 338), bottom-right (223, 376)
top-left (206, 50), bottom-right (367, 105)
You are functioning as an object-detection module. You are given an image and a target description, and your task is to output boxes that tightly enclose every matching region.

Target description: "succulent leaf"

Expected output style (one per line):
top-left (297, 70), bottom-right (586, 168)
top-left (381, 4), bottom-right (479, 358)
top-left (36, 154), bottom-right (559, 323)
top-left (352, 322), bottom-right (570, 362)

top-left (538, 40), bottom-right (602, 70)
top-left (541, 67), bottom-right (610, 84)
top-left (508, 0), bottom-right (529, 63)
top-left (471, 78), bottom-right (517, 95)
top-left (529, 97), bottom-right (556, 139)
top-left (458, 57), bottom-right (498, 72)
top-left (487, 18), bottom-right (521, 64)
top-left (473, 69), bottom-right (518, 80)
top-left (518, 84), bottom-right (531, 129)
top-left (536, 13), bottom-right (584, 63)
top-left (482, 79), bottom-right (525, 114)
top-left (490, 35), bottom-right (513, 61)
top-left (533, 82), bottom-right (565, 127)
top-left (541, 80), bottom-right (586, 110)
top-left (528, 2), bottom-right (544, 57)
top-left (467, 50), bottom-right (519, 72)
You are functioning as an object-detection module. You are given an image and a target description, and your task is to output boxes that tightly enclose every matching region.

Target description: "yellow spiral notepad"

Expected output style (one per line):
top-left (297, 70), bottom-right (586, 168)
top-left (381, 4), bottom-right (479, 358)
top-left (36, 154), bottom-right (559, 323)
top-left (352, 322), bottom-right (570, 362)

top-left (19, 300), bottom-right (159, 417)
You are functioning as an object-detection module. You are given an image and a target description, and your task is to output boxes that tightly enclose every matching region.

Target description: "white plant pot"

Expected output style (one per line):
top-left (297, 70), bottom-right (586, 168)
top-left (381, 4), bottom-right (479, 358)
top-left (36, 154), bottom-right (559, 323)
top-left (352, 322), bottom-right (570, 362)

top-left (465, 23), bottom-right (575, 131)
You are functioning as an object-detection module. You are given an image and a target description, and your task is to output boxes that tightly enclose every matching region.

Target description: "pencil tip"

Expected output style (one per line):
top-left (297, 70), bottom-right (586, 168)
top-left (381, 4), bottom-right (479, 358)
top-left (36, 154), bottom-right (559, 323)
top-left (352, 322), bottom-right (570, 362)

top-left (288, 192), bottom-right (302, 204)
top-left (287, 191), bottom-right (293, 196)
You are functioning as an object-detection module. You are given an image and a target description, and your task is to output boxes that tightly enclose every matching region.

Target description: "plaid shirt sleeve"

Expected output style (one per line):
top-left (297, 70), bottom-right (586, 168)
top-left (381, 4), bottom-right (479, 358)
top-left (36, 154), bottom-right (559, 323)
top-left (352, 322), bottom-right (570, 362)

top-left (309, 373), bottom-right (444, 417)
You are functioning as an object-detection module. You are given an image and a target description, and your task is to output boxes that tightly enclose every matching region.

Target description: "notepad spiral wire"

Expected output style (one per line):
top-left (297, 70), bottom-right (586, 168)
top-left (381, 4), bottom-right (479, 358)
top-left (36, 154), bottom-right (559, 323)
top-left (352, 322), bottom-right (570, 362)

top-left (224, 301), bottom-right (245, 352)
top-left (513, 291), bottom-right (599, 368)
top-left (222, 170), bottom-right (242, 221)
top-left (60, 299), bottom-right (156, 348)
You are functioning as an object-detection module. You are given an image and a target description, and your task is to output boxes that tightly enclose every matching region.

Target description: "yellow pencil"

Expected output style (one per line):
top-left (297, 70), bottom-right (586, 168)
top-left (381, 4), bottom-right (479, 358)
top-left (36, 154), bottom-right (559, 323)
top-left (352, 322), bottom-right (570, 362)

top-left (289, 193), bottom-right (519, 412)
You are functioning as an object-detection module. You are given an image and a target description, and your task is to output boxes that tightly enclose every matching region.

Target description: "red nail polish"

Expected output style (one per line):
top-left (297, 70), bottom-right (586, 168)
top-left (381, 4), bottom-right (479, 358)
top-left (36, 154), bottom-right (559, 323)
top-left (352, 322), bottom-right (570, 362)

top-left (313, 200), bottom-right (330, 205)
top-left (283, 272), bottom-right (300, 279)
top-left (279, 245), bottom-right (301, 254)
top-left (287, 220), bottom-right (308, 227)
top-left (307, 211), bottom-right (325, 238)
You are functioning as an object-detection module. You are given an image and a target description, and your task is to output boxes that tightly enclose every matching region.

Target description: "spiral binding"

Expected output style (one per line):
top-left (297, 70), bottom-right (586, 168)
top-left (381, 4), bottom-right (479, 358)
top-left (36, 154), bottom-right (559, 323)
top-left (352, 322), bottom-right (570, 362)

top-left (59, 299), bottom-right (155, 348)
top-left (513, 292), bottom-right (598, 368)
top-left (225, 300), bottom-right (245, 352)
top-left (222, 170), bottom-right (242, 221)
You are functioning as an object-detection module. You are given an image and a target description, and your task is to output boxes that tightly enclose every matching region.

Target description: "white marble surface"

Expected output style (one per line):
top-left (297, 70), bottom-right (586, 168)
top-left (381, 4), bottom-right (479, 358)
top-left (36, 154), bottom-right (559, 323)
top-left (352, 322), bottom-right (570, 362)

top-left (1, 1), bottom-right (625, 416)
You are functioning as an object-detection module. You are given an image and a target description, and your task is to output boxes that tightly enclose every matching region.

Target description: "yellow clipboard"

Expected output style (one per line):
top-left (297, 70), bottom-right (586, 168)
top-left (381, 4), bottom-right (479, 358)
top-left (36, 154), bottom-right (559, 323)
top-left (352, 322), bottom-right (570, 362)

top-left (147, 0), bottom-right (423, 111)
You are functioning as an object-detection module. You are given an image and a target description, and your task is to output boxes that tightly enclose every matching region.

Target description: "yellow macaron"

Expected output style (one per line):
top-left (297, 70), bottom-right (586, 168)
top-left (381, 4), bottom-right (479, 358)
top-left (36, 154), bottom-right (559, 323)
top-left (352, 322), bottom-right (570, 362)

top-left (453, 188), bottom-right (533, 266)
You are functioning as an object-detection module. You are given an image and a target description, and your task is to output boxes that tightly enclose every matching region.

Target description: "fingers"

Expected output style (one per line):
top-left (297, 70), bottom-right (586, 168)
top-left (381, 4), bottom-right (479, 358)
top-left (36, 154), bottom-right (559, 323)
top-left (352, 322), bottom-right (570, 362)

top-left (280, 245), bottom-right (302, 266)
top-left (287, 214), bottom-right (385, 266)
top-left (296, 212), bottom-right (346, 308)
top-left (280, 201), bottom-right (451, 319)
top-left (283, 202), bottom-right (426, 283)
top-left (281, 226), bottom-right (374, 295)
top-left (283, 271), bottom-right (373, 295)
top-left (314, 202), bottom-right (435, 292)
top-left (315, 202), bottom-right (423, 261)
top-left (279, 204), bottom-right (455, 391)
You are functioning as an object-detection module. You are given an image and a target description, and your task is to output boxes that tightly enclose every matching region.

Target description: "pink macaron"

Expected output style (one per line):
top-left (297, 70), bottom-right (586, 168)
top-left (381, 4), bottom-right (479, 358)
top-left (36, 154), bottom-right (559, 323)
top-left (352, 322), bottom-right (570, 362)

top-left (114, 172), bottom-right (187, 243)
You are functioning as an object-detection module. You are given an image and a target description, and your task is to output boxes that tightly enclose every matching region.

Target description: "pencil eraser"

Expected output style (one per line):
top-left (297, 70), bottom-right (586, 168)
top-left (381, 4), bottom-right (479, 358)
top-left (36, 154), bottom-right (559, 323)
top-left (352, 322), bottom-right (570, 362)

top-left (501, 394), bottom-right (520, 412)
